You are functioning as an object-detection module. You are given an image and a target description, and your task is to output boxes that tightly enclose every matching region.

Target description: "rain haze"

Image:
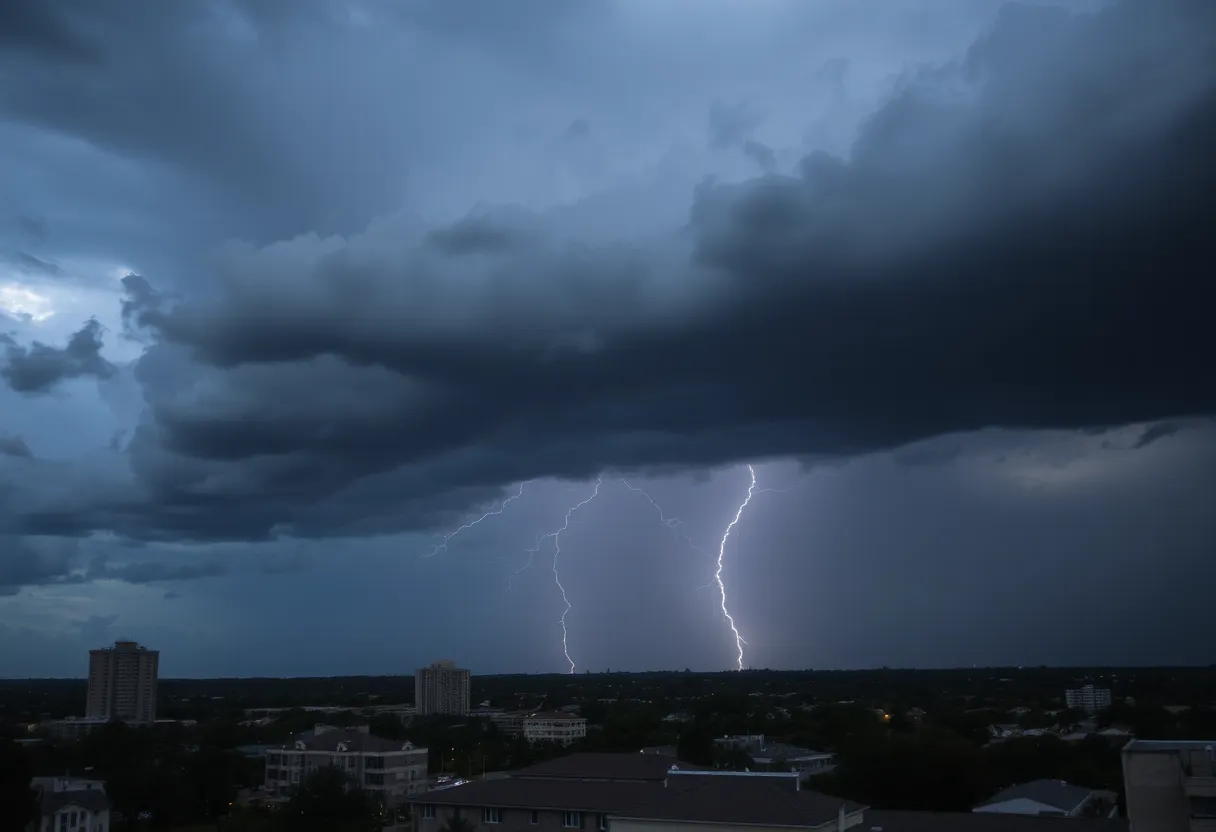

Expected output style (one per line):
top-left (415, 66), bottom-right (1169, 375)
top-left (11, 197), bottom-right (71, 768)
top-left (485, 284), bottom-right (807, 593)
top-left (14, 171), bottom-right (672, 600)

top-left (1, 0), bottom-right (1214, 678)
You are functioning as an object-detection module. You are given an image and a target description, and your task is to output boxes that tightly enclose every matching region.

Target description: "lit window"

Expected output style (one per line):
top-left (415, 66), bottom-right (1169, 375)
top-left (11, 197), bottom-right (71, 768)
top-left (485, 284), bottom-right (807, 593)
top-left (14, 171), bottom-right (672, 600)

top-left (483, 808), bottom-right (503, 824)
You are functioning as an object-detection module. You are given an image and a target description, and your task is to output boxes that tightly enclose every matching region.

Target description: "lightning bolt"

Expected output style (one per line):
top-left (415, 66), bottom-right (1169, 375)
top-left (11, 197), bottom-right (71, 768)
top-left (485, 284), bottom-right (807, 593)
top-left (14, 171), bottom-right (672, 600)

top-left (716, 464), bottom-right (757, 671)
top-left (620, 478), bottom-right (706, 558)
top-left (425, 482), bottom-right (528, 557)
top-left (531, 477), bottom-right (603, 674)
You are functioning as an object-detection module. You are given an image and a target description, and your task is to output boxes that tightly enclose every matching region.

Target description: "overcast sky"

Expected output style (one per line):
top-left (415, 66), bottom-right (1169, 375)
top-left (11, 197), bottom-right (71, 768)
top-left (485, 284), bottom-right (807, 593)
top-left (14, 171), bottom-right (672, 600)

top-left (2, 0), bottom-right (1214, 679)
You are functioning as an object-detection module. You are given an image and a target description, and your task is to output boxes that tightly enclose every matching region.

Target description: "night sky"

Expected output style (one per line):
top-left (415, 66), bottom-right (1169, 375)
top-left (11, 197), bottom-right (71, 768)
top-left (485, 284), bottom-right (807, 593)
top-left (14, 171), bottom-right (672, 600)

top-left (1, 0), bottom-right (1214, 678)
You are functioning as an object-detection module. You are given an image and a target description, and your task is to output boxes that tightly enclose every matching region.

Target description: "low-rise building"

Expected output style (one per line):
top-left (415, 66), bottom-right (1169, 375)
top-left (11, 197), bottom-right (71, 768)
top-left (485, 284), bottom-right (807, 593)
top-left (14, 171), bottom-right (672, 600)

top-left (1122, 738), bottom-right (1216, 830)
top-left (28, 777), bottom-right (111, 832)
top-left (264, 725), bottom-right (428, 806)
top-left (411, 753), bottom-right (1129, 832)
top-left (522, 712), bottom-right (587, 746)
top-left (42, 717), bottom-right (109, 741)
top-left (973, 780), bottom-right (1112, 818)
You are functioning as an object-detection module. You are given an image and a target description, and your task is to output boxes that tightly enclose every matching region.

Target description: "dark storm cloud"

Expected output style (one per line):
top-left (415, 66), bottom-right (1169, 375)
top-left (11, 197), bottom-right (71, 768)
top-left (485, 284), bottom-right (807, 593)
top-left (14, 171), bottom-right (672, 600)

top-left (1132, 422), bottom-right (1180, 450)
top-left (0, 0), bottom-right (104, 64)
top-left (4, 0), bottom-right (1215, 547)
top-left (0, 537), bottom-right (77, 595)
top-left (741, 140), bottom-right (777, 173)
top-left (3, 250), bottom-right (62, 276)
top-left (0, 533), bottom-right (226, 595)
top-left (1, 319), bottom-right (115, 392)
top-left (85, 556), bottom-right (226, 584)
top-left (15, 215), bottom-right (47, 239)
top-left (0, 435), bottom-right (33, 458)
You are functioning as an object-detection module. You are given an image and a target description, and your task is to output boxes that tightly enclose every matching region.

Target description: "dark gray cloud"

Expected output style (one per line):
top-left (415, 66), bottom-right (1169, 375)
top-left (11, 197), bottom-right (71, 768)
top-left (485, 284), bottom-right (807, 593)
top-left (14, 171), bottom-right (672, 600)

top-left (0, 1), bottom-right (1210, 558)
top-left (28, 0), bottom-right (1200, 545)
top-left (0, 536), bottom-right (78, 595)
top-left (3, 250), bottom-right (62, 276)
top-left (1133, 422), bottom-right (1180, 450)
top-left (85, 556), bottom-right (226, 584)
top-left (0, 435), bottom-right (33, 458)
top-left (1, 319), bottom-right (115, 392)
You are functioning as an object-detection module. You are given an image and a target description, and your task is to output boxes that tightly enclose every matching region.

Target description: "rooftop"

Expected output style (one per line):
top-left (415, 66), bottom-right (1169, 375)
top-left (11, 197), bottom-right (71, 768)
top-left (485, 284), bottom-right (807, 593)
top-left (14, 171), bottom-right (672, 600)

top-left (524, 711), bottom-right (586, 722)
top-left (277, 728), bottom-right (424, 755)
top-left (511, 752), bottom-right (701, 781)
top-left (615, 772), bottom-right (863, 829)
top-left (411, 776), bottom-right (659, 812)
top-left (976, 780), bottom-right (1095, 814)
top-left (1124, 738), bottom-right (1216, 752)
top-left (868, 810), bottom-right (1127, 832)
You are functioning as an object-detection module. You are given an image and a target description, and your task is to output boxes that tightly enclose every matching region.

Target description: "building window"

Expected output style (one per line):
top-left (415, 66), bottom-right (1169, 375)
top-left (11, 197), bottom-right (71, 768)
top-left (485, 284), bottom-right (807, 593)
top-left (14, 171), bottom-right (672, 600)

top-left (563, 812), bottom-right (582, 828)
top-left (483, 808), bottom-right (503, 824)
top-left (530, 811), bottom-right (539, 825)
top-left (421, 805), bottom-right (436, 820)
top-left (598, 815), bottom-right (608, 831)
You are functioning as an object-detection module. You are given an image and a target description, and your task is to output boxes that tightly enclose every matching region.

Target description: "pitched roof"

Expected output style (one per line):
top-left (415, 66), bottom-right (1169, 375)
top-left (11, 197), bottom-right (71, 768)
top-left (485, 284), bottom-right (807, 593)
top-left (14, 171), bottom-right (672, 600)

top-left (977, 780), bottom-right (1095, 813)
top-left (291, 728), bottom-right (420, 754)
top-left (38, 789), bottom-right (111, 816)
top-left (511, 753), bottom-right (700, 781)
top-left (613, 773), bottom-right (864, 829)
top-left (411, 777), bottom-right (661, 812)
top-left (867, 810), bottom-right (1128, 832)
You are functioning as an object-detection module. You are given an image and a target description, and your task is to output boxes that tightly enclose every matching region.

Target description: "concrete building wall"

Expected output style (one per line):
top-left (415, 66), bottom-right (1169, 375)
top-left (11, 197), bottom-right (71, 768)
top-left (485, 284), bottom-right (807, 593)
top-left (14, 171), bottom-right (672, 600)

top-left (1123, 743), bottom-right (1195, 831)
top-left (415, 660), bottom-right (471, 716)
top-left (86, 642), bottom-right (158, 723)
top-left (611, 813), bottom-right (865, 832)
top-left (418, 805), bottom-right (611, 832)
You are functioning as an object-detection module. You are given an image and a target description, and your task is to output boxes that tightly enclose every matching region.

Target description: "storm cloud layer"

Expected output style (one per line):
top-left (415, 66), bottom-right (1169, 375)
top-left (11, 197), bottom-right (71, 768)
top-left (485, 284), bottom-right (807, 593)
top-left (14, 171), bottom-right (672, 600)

top-left (1, 0), bottom-right (1215, 673)
top-left (8, 0), bottom-right (1210, 543)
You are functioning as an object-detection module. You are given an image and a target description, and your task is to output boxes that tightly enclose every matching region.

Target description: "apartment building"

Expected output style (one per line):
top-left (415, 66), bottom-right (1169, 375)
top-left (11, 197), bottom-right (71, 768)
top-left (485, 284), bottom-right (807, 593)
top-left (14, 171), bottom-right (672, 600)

top-left (86, 641), bottom-right (158, 723)
top-left (416, 660), bottom-right (471, 716)
top-left (523, 712), bottom-right (587, 746)
top-left (264, 725), bottom-right (429, 806)
top-left (1122, 738), bottom-right (1216, 830)
top-left (1065, 685), bottom-right (1113, 715)
top-left (29, 777), bottom-right (111, 832)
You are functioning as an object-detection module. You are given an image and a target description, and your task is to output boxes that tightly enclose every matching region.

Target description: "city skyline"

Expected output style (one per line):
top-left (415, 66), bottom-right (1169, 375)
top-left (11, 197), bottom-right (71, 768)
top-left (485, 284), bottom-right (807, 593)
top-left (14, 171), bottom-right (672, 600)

top-left (2, 0), bottom-right (1214, 677)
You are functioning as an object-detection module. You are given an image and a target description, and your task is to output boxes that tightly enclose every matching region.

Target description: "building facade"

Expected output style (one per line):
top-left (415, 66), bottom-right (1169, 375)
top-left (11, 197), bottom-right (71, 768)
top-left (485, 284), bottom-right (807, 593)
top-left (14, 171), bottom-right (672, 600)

top-left (415, 660), bottom-right (471, 716)
top-left (264, 725), bottom-right (429, 806)
top-left (86, 641), bottom-right (158, 723)
top-left (29, 777), bottom-right (111, 832)
top-left (1122, 738), bottom-right (1216, 830)
top-left (523, 712), bottom-right (587, 746)
top-left (1065, 685), bottom-right (1112, 714)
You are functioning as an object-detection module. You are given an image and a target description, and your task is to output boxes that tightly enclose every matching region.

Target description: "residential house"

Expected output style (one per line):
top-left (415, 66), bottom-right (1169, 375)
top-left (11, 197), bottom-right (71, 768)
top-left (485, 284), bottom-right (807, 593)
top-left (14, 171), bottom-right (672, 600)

top-left (264, 725), bottom-right (428, 806)
top-left (973, 780), bottom-right (1111, 817)
top-left (28, 777), bottom-right (111, 832)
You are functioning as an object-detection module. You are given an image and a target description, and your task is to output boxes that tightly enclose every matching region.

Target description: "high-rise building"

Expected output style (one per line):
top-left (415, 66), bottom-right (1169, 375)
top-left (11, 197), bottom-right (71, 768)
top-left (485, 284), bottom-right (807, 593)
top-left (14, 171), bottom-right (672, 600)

top-left (1064, 684), bottom-right (1112, 714)
top-left (414, 660), bottom-right (470, 716)
top-left (86, 641), bottom-right (159, 723)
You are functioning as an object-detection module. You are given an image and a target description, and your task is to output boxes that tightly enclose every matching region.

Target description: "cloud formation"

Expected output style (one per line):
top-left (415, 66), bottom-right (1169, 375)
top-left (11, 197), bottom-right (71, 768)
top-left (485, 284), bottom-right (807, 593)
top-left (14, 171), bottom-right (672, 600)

top-left (2, 0), bottom-right (1213, 553)
top-left (1, 319), bottom-right (115, 392)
